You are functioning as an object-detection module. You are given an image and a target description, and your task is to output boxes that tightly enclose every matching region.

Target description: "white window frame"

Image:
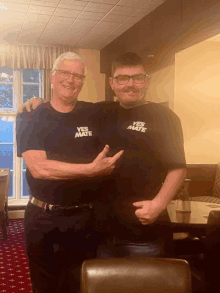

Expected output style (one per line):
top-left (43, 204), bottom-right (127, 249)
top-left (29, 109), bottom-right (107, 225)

top-left (0, 68), bottom-right (43, 206)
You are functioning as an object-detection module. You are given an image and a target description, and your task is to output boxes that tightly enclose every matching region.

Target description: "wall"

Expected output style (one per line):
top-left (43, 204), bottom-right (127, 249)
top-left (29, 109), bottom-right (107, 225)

top-left (100, 0), bottom-right (220, 103)
top-left (174, 41), bottom-right (220, 163)
top-left (147, 58), bottom-right (175, 109)
top-left (77, 49), bottom-right (105, 103)
top-left (100, 0), bottom-right (220, 164)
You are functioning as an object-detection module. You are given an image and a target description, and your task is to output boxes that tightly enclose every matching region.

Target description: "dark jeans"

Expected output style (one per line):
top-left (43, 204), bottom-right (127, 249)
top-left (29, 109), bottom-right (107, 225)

top-left (24, 202), bottom-right (98, 293)
top-left (96, 221), bottom-right (172, 259)
top-left (96, 236), bottom-right (165, 258)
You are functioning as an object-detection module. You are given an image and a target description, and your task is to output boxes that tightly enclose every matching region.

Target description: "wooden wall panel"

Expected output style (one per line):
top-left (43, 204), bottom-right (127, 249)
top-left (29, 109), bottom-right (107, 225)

top-left (100, 0), bottom-right (181, 73)
top-left (182, 0), bottom-right (220, 25)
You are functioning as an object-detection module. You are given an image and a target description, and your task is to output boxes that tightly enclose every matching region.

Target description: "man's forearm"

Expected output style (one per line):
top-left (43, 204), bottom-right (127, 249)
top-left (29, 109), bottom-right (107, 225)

top-left (152, 168), bottom-right (186, 211)
top-left (31, 159), bottom-right (94, 180)
top-left (22, 146), bottom-right (123, 180)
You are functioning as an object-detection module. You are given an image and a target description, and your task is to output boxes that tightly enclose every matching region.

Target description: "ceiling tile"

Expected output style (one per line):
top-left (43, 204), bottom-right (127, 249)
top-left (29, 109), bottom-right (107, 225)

top-left (117, 0), bottom-right (150, 8)
top-left (133, 0), bottom-right (163, 16)
top-left (108, 5), bottom-right (137, 16)
top-left (23, 13), bottom-right (40, 24)
top-left (94, 21), bottom-right (120, 31)
top-left (59, 0), bottom-right (79, 3)
top-left (101, 13), bottom-right (129, 23)
top-left (100, 33), bottom-right (118, 45)
top-left (2, 2), bottom-right (15, 10)
top-left (28, 5), bottom-right (45, 12)
top-left (78, 11), bottom-right (106, 21)
top-left (70, 2), bottom-right (89, 10)
top-left (59, 17), bottom-right (75, 25)
top-left (11, 11), bottom-right (26, 19)
top-left (109, 22), bottom-right (131, 36)
top-left (37, 1), bottom-right (58, 7)
top-left (84, 3), bottom-right (114, 13)
top-left (89, 0), bottom-right (119, 4)
top-left (69, 19), bottom-right (98, 30)
top-left (31, 0), bottom-right (47, 5)
top-left (37, 14), bottom-right (51, 22)
top-left (40, 7), bottom-right (55, 14)
top-left (10, 0), bottom-right (31, 3)
top-left (43, 0), bottom-right (60, 3)
top-left (57, 3), bottom-right (71, 9)
top-left (48, 15), bottom-right (64, 23)
top-left (59, 0), bottom-right (88, 10)
top-left (60, 19), bottom-right (98, 38)
top-left (66, 9), bottom-right (82, 18)
top-left (122, 15), bottom-right (143, 26)
top-left (0, 0), bottom-right (165, 49)
top-left (54, 7), bottom-right (69, 16)
top-left (14, 3), bottom-right (29, 12)
top-left (42, 6), bottom-right (56, 11)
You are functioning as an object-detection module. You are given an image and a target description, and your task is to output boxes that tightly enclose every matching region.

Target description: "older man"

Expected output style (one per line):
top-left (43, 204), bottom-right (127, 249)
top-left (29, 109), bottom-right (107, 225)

top-left (16, 52), bottom-right (123, 293)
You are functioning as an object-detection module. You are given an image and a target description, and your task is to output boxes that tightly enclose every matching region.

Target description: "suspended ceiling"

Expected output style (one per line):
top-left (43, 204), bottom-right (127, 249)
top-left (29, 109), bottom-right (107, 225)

top-left (0, 0), bottom-right (166, 49)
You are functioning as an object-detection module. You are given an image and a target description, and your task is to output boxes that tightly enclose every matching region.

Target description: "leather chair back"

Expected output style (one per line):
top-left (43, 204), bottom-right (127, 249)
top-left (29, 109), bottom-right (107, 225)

top-left (81, 257), bottom-right (192, 293)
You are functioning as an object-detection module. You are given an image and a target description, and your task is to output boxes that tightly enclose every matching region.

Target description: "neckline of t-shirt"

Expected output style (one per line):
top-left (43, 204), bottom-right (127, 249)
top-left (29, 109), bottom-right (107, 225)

top-left (46, 100), bottom-right (84, 114)
top-left (117, 101), bottom-right (153, 111)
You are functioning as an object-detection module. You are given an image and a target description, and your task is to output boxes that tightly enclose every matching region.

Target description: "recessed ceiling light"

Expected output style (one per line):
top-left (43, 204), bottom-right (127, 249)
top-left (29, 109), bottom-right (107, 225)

top-left (0, 2), bottom-right (8, 10)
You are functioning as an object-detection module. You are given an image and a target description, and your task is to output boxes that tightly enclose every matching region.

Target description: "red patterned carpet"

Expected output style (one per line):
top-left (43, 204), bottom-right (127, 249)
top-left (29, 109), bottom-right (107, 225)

top-left (0, 219), bottom-right (32, 293)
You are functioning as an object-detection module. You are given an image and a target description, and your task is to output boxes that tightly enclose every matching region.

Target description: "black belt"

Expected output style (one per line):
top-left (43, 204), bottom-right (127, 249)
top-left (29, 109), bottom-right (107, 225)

top-left (30, 195), bottom-right (93, 212)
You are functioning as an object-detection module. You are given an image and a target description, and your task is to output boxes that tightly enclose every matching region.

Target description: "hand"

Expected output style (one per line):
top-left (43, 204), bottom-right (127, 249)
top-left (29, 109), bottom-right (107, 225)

top-left (17, 97), bottom-right (43, 114)
top-left (90, 145), bottom-right (124, 177)
top-left (133, 200), bottom-right (163, 225)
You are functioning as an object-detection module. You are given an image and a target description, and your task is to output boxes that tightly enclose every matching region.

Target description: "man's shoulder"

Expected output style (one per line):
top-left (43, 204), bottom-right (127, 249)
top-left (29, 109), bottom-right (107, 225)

top-left (76, 100), bottom-right (94, 109)
top-left (17, 102), bottom-right (50, 122)
top-left (95, 101), bottom-right (119, 112)
top-left (147, 102), bottom-right (180, 122)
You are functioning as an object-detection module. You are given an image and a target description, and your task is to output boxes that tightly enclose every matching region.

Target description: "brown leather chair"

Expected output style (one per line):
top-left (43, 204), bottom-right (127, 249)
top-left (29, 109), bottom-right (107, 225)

top-left (81, 257), bottom-right (192, 293)
top-left (0, 169), bottom-right (10, 241)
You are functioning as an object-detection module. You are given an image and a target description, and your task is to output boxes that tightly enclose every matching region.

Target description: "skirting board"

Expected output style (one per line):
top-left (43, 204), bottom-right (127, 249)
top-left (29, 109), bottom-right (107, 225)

top-left (9, 210), bottom-right (25, 219)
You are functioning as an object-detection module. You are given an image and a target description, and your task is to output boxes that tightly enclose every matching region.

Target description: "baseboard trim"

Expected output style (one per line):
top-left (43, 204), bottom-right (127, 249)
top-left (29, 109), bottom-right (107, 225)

top-left (9, 210), bottom-right (25, 219)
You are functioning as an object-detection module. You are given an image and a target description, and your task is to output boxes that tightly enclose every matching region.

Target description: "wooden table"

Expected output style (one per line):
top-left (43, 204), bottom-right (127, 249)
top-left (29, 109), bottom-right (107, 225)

top-left (167, 200), bottom-right (220, 234)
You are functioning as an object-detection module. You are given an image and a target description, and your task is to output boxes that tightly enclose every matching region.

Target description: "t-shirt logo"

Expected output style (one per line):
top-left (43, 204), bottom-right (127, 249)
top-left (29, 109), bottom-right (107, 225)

top-left (127, 121), bottom-right (147, 133)
top-left (75, 127), bottom-right (92, 138)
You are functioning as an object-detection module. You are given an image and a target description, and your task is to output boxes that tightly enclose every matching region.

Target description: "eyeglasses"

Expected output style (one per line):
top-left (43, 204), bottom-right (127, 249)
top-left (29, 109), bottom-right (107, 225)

top-left (113, 74), bottom-right (148, 85)
top-left (55, 70), bottom-right (85, 82)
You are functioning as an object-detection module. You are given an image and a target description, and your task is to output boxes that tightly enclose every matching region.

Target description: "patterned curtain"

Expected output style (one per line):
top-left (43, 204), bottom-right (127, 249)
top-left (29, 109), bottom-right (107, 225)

top-left (0, 44), bottom-right (78, 101)
top-left (43, 69), bottom-right (52, 102)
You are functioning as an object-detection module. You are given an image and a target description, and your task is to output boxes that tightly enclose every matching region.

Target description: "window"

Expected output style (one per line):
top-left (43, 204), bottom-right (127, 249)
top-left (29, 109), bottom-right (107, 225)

top-left (0, 67), bottom-right (43, 205)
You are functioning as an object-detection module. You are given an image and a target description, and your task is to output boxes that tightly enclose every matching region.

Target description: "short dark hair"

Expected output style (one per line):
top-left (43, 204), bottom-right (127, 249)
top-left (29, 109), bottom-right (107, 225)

top-left (111, 52), bottom-right (145, 76)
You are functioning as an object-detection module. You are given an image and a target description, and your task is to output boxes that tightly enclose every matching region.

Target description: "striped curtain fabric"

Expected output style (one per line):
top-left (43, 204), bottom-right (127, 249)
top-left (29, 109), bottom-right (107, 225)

top-left (0, 44), bottom-right (79, 101)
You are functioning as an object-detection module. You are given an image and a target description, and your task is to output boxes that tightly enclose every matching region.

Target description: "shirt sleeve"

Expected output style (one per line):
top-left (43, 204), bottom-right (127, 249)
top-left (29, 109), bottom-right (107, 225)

top-left (16, 112), bottom-right (46, 157)
top-left (156, 107), bottom-right (186, 169)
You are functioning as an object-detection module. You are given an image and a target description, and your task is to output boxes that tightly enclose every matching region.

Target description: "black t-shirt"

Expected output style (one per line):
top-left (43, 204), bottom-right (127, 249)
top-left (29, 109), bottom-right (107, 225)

top-left (16, 101), bottom-right (103, 206)
top-left (97, 101), bottom-right (186, 226)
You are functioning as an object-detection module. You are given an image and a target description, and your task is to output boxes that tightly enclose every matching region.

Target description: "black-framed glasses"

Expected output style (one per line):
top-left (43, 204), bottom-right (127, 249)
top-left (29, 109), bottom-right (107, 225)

top-left (113, 74), bottom-right (148, 85)
top-left (55, 70), bottom-right (85, 82)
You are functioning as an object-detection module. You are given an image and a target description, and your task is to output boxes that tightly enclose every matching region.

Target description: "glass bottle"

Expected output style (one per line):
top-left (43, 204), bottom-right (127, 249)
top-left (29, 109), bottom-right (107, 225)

top-left (176, 179), bottom-right (191, 212)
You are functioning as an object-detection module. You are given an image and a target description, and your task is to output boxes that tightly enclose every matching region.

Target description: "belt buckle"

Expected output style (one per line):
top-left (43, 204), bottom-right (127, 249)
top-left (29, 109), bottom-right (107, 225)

top-left (48, 204), bottom-right (56, 211)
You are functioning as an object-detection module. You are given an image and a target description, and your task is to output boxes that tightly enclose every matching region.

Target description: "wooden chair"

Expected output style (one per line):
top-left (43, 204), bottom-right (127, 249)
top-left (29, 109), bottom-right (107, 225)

top-left (190, 162), bottom-right (220, 203)
top-left (0, 169), bottom-right (10, 241)
top-left (81, 257), bottom-right (192, 293)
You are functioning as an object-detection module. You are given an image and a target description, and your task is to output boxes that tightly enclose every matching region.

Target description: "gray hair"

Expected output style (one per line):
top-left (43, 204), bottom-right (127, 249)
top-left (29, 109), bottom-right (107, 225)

top-left (51, 52), bottom-right (84, 75)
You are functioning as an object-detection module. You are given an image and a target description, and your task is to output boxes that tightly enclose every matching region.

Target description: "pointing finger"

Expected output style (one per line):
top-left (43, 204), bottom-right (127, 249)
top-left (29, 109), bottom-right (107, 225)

top-left (112, 150), bottom-right (124, 162)
top-left (100, 145), bottom-right (110, 157)
top-left (133, 202), bottom-right (144, 207)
